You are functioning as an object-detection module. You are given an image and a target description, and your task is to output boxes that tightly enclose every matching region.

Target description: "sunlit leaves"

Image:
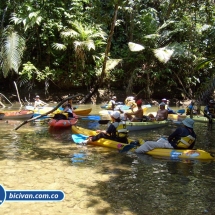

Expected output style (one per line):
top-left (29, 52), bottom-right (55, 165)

top-left (51, 43), bottom-right (67, 51)
top-left (0, 30), bottom-right (25, 77)
top-left (10, 10), bottom-right (42, 31)
top-left (61, 29), bottom-right (79, 39)
top-left (153, 47), bottom-right (174, 63)
top-left (128, 42), bottom-right (144, 51)
top-left (106, 59), bottom-right (122, 71)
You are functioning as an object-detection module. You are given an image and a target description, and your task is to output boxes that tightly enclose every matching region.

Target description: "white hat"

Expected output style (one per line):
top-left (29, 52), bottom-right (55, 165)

top-left (159, 102), bottom-right (166, 106)
top-left (111, 111), bottom-right (120, 119)
top-left (182, 118), bottom-right (194, 128)
top-left (35, 95), bottom-right (40, 98)
top-left (112, 96), bottom-right (116, 99)
top-left (162, 98), bottom-right (167, 101)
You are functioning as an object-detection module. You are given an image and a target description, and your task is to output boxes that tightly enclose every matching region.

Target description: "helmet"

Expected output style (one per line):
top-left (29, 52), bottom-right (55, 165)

top-left (209, 100), bottom-right (214, 104)
top-left (111, 111), bottom-right (120, 119)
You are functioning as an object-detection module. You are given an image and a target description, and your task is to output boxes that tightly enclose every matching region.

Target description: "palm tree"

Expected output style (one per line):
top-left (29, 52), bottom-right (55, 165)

top-left (54, 20), bottom-right (107, 72)
top-left (0, 27), bottom-right (25, 77)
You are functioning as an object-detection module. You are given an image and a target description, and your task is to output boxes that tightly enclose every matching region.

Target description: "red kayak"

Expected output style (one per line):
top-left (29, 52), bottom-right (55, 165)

top-left (48, 117), bottom-right (78, 128)
top-left (48, 113), bottom-right (78, 128)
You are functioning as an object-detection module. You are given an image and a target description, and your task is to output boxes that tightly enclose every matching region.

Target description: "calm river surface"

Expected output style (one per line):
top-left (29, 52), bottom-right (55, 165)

top-left (0, 104), bottom-right (215, 215)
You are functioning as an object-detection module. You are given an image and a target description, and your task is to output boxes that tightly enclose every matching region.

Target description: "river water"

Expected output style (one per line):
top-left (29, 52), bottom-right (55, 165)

top-left (0, 104), bottom-right (215, 215)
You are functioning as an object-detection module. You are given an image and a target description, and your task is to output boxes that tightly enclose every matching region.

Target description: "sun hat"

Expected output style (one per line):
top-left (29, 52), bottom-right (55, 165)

top-left (136, 99), bottom-right (142, 106)
top-left (159, 102), bottom-right (166, 106)
top-left (182, 118), bottom-right (194, 128)
top-left (111, 111), bottom-right (120, 119)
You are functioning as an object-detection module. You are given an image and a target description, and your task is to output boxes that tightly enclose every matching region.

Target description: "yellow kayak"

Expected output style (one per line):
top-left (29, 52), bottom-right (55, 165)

top-left (168, 114), bottom-right (186, 121)
top-left (72, 125), bottom-right (142, 150)
top-left (71, 126), bottom-right (214, 160)
top-left (146, 148), bottom-right (214, 160)
top-left (73, 108), bottom-right (92, 116)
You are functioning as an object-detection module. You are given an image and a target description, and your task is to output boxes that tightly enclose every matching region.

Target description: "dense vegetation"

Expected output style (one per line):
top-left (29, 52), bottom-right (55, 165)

top-left (1, 0), bottom-right (215, 102)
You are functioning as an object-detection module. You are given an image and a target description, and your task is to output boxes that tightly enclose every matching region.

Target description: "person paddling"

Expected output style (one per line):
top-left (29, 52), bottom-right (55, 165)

top-left (122, 99), bottom-right (144, 122)
top-left (81, 111), bottom-right (128, 145)
top-left (161, 98), bottom-right (176, 114)
top-left (135, 118), bottom-right (196, 153)
top-left (34, 95), bottom-right (48, 108)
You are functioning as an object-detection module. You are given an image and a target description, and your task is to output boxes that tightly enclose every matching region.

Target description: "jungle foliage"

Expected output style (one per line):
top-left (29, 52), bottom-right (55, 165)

top-left (1, 0), bottom-right (215, 102)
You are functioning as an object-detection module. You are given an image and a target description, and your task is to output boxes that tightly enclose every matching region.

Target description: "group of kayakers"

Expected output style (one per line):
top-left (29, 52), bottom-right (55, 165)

top-left (33, 94), bottom-right (215, 155)
top-left (34, 95), bottom-right (74, 119)
top-left (107, 96), bottom-right (172, 122)
top-left (80, 96), bottom-right (199, 154)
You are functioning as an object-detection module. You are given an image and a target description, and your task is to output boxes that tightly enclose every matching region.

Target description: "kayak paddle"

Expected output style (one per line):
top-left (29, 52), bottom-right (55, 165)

top-left (72, 134), bottom-right (88, 144)
top-left (80, 115), bottom-right (101, 120)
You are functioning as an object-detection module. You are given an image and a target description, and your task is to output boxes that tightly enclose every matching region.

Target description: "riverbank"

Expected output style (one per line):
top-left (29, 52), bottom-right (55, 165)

top-left (0, 87), bottom-right (193, 108)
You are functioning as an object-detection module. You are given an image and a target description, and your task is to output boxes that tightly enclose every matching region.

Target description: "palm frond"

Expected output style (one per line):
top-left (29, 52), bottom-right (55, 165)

top-left (157, 20), bottom-right (175, 32)
top-left (153, 47), bottom-right (174, 63)
top-left (128, 42), bottom-right (145, 52)
top-left (1, 31), bottom-right (25, 77)
top-left (84, 40), bottom-right (95, 50)
top-left (61, 29), bottom-right (79, 39)
top-left (52, 43), bottom-right (67, 51)
top-left (144, 34), bottom-right (160, 39)
top-left (194, 58), bottom-right (215, 70)
top-left (106, 59), bottom-right (122, 71)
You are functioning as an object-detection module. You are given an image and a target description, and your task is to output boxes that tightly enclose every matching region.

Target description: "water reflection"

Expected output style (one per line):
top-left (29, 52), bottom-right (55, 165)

top-left (0, 104), bottom-right (215, 214)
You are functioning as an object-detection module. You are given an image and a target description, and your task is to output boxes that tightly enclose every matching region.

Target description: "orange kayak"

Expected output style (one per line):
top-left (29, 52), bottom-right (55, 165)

top-left (0, 110), bottom-right (34, 120)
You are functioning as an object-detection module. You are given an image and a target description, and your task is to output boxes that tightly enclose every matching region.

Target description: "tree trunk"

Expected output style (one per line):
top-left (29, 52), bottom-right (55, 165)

top-left (99, 4), bottom-right (119, 87)
top-left (80, 4), bottom-right (119, 104)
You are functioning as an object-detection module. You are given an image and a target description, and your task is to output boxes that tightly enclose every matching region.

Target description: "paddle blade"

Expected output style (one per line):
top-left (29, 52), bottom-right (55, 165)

top-left (119, 144), bottom-right (135, 153)
top-left (72, 134), bottom-right (88, 144)
top-left (88, 122), bottom-right (99, 129)
top-left (177, 109), bottom-right (185, 114)
top-left (143, 104), bottom-right (151, 108)
top-left (98, 120), bottom-right (110, 124)
top-left (80, 115), bottom-right (101, 120)
top-left (25, 105), bottom-right (34, 111)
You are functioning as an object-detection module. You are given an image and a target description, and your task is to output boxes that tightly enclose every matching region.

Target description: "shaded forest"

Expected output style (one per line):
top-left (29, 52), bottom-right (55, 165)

top-left (1, 0), bottom-right (215, 103)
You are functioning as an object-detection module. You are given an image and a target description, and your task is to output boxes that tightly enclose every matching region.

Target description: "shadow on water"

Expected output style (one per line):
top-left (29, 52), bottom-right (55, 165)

top-left (0, 105), bottom-right (215, 214)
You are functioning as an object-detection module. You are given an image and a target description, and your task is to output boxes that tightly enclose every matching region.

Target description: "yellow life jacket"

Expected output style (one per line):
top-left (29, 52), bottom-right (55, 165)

top-left (107, 100), bottom-right (114, 110)
top-left (176, 135), bottom-right (196, 148)
top-left (116, 122), bottom-right (129, 138)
